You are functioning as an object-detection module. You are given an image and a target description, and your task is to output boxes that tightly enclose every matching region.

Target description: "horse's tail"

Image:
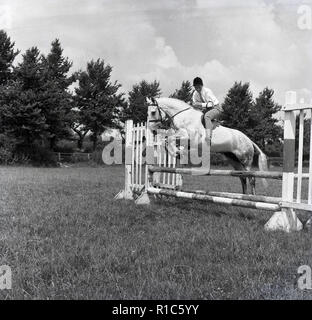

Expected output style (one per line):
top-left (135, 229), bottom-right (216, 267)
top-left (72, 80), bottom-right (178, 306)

top-left (252, 142), bottom-right (268, 188)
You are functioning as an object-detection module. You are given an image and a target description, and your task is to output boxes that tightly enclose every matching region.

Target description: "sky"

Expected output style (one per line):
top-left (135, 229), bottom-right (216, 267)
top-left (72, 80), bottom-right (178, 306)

top-left (0, 0), bottom-right (311, 105)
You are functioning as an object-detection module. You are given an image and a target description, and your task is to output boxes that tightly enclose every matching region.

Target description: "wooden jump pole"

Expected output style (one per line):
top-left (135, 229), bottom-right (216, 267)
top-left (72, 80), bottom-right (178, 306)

top-left (149, 166), bottom-right (283, 180)
top-left (178, 190), bottom-right (282, 204)
top-left (147, 187), bottom-right (281, 211)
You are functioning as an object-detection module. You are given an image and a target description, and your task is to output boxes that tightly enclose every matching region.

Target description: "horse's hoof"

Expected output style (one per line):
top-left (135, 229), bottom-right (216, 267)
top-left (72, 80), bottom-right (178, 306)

top-left (304, 218), bottom-right (312, 231)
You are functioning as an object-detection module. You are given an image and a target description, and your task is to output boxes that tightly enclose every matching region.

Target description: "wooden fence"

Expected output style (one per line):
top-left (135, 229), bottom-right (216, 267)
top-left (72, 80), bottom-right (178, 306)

top-left (53, 152), bottom-right (92, 162)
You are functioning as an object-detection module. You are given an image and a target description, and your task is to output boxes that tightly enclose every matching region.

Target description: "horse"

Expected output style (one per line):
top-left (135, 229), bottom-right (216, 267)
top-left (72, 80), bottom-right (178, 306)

top-left (146, 97), bottom-right (268, 195)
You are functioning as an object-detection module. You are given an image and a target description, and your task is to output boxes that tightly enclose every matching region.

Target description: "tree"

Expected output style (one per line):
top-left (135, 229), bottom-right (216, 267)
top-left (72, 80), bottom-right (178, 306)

top-left (220, 82), bottom-right (255, 137)
top-left (123, 80), bottom-right (161, 124)
top-left (14, 47), bottom-right (42, 90)
top-left (68, 107), bottom-right (89, 150)
top-left (0, 30), bottom-right (19, 85)
top-left (170, 80), bottom-right (193, 103)
top-left (251, 88), bottom-right (283, 151)
top-left (38, 83), bottom-right (74, 149)
top-left (40, 39), bottom-right (76, 149)
top-left (75, 59), bottom-right (125, 151)
top-left (9, 43), bottom-right (74, 151)
top-left (0, 39), bottom-right (76, 163)
top-left (41, 39), bottom-right (75, 90)
top-left (0, 81), bottom-right (48, 151)
top-left (0, 47), bottom-right (49, 153)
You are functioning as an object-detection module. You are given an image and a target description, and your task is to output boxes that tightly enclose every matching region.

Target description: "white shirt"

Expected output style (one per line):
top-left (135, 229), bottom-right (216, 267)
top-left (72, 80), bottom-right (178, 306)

top-left (192, 87), bottom-right (219, 109)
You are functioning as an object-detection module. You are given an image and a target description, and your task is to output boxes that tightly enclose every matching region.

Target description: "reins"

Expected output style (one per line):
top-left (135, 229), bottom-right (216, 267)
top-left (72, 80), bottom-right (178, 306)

top-left (149, 98), bottom-right (191, 130)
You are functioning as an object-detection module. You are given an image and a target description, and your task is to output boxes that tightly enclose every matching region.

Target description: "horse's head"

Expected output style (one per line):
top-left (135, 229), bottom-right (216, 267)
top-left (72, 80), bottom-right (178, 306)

top-left (146, 97), bottom-right (168, 130)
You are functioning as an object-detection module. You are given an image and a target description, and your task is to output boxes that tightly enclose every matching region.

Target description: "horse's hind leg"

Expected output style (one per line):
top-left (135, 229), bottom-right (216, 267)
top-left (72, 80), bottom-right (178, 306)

top-left (245, 160), bottom-right (256, 195)
top-left (223, 153), bottom-right (248, 194)
top-left (249, 176), bottom-right (256, 195)
top-left (240, 177), bottom-right (248, 194)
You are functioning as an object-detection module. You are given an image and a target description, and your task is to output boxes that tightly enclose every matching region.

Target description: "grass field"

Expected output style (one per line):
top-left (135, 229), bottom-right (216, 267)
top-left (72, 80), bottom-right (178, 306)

top-left (0, 165), bottom-right (311, 299)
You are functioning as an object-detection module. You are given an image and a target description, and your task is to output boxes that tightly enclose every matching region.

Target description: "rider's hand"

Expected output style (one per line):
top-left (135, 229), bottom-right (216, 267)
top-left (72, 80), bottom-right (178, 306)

top-left (206, 101), bottom-right (213, 108)
top-left (193, 102), bottom-right (203, 110)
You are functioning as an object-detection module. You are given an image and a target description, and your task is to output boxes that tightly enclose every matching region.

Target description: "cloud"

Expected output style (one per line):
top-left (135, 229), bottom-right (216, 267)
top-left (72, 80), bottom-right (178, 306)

top-left (1, 0), bottom-right (311, 104)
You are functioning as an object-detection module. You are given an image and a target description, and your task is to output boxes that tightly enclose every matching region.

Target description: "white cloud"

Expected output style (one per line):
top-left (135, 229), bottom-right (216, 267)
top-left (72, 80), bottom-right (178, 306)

top-left (1, 0), bottom-right (311, 104)
top-left (154, 37), bottom-right (179, 69)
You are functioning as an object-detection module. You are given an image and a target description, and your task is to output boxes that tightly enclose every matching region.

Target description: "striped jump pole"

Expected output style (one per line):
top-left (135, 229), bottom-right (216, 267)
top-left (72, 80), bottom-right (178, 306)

top-left (147, 187), bottom-right (281, 211)
top-left (178, 190), bottom-right (282, 204)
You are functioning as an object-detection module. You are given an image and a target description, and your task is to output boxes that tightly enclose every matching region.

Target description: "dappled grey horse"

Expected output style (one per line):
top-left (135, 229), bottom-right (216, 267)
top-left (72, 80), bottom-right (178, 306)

top-left (146, 97), bottom-right (268, 194)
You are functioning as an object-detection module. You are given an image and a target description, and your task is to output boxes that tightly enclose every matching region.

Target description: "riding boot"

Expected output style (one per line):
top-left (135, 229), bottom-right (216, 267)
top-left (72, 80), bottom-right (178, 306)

top-left (205, 129), bottom-right (212, 147)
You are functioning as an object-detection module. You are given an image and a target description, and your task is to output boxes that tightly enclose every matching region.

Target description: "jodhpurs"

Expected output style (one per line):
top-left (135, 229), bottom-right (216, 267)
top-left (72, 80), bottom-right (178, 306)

top-left (204, 108), bottom-right (222, 131)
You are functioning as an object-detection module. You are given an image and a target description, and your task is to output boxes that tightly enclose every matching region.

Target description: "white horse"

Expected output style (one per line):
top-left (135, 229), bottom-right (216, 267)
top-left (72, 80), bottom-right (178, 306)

top-left (146, 97), bottom-right (268, 194)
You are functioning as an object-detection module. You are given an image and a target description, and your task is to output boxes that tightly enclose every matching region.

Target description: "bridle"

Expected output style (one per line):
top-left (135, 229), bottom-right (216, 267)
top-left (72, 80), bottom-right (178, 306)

top-left (148, 97), bottom-right (191, 130)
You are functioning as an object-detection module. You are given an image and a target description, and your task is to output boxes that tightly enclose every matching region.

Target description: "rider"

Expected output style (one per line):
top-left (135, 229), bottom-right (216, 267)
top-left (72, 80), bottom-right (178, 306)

top-left (191, 77), bottom-right (222, 145)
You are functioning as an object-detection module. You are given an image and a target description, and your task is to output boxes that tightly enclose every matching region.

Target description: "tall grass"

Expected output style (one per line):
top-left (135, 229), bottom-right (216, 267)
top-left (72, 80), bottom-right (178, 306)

top-left (0, 166), bottom-right (311, 299)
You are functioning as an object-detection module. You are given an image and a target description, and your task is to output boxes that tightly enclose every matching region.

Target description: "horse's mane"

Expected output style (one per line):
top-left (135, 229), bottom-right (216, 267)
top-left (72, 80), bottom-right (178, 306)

top-left (156, 97), bottom-right (192, 110)
top-left (156, 97), bottom-right (203, 117)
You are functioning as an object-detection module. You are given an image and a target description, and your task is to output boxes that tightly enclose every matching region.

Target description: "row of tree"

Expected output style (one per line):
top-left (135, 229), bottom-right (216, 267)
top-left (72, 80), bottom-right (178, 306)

top-left (0, 30), bottom-right (292, 165)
